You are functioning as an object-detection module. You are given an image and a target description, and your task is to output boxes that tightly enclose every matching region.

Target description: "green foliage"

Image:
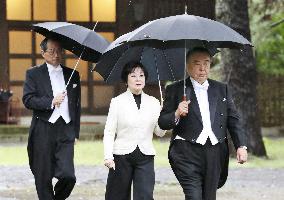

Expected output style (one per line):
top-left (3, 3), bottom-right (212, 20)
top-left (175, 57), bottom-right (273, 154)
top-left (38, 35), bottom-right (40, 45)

top-left (249, 0), bottom-right (284, 75)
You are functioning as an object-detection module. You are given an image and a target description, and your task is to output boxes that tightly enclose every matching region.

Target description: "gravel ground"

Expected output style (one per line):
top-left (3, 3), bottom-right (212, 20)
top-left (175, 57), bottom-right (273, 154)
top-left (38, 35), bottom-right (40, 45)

top-left (0, 166), bottom-right (284, 200)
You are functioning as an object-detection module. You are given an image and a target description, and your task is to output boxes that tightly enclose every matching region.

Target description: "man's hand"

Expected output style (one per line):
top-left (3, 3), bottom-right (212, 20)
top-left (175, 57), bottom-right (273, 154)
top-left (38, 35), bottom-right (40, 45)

top-left (175, 100), bottom-right (191, 118)
top-left (104, 159), bottom-right (115, 170)
top-left (52, 91), bottom-right (66, 108)
top-left (236, 147), bottom-right (248, 164)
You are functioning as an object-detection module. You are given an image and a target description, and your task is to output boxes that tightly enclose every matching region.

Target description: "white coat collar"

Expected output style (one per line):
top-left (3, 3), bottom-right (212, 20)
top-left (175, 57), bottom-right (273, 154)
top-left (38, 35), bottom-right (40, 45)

top-left (126, 88), bottom-right (146, 110)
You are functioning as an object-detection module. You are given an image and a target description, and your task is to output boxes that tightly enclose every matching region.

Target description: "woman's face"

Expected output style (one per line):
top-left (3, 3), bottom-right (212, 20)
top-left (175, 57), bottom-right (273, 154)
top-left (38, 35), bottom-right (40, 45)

top-left (127, 67), bottom-right (145, 94)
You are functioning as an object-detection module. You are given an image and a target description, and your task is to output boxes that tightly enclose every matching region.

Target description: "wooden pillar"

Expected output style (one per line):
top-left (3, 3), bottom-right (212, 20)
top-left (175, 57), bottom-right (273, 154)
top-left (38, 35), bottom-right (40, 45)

top-left (0, 0), bottom-right (9, 89)
top-left (57, 0), bottom-right (66, 21)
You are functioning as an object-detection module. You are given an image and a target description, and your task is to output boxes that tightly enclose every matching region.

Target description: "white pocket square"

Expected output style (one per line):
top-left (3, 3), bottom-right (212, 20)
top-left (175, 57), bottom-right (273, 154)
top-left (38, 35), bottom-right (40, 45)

top-left (73, 84), bottom-right (77, 88)
top-left (222, 98), bottom-right (226, 102)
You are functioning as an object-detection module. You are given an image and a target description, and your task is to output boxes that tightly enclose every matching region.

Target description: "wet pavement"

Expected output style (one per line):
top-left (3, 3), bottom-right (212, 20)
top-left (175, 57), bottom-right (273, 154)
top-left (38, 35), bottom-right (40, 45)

top-left (1, 166), bottom-right (284, 200)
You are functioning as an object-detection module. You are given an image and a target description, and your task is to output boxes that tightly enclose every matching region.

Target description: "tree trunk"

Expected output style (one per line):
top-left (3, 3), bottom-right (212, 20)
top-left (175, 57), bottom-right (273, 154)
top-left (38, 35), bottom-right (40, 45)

top-left (216, 0), bottom-right (267, 156)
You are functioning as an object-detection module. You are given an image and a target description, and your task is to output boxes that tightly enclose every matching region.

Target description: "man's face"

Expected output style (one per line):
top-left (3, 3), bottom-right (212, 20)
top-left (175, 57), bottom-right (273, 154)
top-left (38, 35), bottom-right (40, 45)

top-left (41, 40), bottom-right (63, 66)
top-left (187, 52), bottom-right (211, 84)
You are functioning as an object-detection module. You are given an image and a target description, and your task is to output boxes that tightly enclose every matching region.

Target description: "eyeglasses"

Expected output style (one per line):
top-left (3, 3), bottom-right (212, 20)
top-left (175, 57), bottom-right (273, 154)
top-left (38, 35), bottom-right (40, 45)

top-left (45, 48), bottom-right (63, 56)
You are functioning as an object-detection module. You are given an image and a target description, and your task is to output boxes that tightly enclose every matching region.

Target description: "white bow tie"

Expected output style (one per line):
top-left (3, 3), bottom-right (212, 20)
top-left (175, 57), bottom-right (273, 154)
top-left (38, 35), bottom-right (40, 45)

top-left (194, 82), bottom-right (209, 91)
top-left (51, 67), bottom-right (62, 73)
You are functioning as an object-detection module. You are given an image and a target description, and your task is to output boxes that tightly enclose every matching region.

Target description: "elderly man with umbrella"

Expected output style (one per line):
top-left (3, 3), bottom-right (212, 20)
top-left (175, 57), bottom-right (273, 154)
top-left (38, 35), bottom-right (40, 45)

top-left (22, 22), bottom-right (109, 200)
top-left (159, 46), bottom-right (248, 200)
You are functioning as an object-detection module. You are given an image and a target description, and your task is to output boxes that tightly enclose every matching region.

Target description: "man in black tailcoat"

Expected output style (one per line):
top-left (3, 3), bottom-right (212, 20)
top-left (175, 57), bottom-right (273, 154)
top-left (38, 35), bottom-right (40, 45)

top-left (158, 47), bottom-right (248, 200)
top-left (23, 37), bottom-right (81, 200)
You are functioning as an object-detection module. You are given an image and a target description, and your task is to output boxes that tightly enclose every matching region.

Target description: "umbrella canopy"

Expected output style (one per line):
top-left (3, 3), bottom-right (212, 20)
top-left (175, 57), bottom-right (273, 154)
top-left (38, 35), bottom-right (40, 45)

top-left (33, 22), bottom-right (110, 63)
top-left (123, 14), bottom-right (252, 48)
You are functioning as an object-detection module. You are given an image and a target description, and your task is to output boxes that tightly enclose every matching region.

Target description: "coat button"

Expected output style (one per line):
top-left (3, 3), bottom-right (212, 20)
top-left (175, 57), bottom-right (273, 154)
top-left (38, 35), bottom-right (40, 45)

top-left (220, 113), bottom-right (224, 116)
top-left (220, 125), bottom-right (223, 129)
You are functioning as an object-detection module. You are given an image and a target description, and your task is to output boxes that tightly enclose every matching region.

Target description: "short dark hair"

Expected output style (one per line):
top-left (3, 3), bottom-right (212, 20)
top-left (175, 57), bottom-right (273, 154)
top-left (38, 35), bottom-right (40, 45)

top-left (40, 37), bottom-right (61, 52)
top-left (186, 47), bottom-right (211, 62)
top-left (121, 61), bottom-right (148, 83)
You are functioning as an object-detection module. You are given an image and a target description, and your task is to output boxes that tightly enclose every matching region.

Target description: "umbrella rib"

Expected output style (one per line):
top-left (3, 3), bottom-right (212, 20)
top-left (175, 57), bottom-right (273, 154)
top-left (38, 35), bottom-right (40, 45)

top-left (139, 46), bottom-right (146, 64)
top-left (153, 48), bottom-right (160, 81)
top-left (80, 22), bottom-right (105, 47)
top-left (65, 46), bottom-right (86, 89)
top-left (153, 48), bottom-right (164, 103)
top-left (66, 23), bottom-right (99, 88)
top-left (105, 44), bottom-right (131, 83)
top-left (127, 21), bottom-right (155, 41)
top-left (162, 18), bottom-right (181, 41)
top-left (162, 49), bottom-right (176, 81)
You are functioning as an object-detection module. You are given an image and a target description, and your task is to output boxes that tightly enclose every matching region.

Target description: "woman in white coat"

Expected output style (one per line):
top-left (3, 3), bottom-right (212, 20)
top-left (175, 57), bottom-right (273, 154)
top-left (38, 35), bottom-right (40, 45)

top-left (103, 61), bottom-right (166, 200)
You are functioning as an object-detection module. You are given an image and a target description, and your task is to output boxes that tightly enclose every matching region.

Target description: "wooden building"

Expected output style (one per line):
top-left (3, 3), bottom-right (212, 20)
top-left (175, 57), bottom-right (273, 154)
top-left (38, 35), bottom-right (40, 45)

top-left (0, 0), bottom-right (214, 115)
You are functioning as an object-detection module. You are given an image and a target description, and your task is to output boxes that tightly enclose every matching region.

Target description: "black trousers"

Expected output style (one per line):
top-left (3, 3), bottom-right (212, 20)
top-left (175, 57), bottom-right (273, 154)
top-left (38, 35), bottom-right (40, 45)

top-left (30, 117), bottom-right (76, 200)
top-left (105, 147), bottom-right (155, 200)
top-left (168, 140), bottom-right (222, 200)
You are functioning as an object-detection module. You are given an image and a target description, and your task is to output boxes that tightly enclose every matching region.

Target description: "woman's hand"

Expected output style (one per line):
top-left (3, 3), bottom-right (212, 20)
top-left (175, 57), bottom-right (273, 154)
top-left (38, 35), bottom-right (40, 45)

top-left (104, 159), bottom-right (116, 170)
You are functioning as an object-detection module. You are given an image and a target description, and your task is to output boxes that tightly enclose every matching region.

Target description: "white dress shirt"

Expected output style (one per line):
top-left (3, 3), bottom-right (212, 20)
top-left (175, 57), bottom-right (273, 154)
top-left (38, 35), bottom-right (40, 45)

top-left (175, 78), bottom-right (218, 145)
top-left (103, 89), bottom-right (166, 160)
top-left (47, 63), bottom-right (71, 124)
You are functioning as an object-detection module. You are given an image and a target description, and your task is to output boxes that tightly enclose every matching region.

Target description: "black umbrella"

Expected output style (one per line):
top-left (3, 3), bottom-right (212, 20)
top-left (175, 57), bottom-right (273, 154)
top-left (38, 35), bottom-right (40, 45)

top-left (94, 13), bottom-right (252, 102)
top-left (33, 22), bottom-right (110, 63)
top-left (33, 21), bottom-right (110, 89)
top-left (123, 14), bottom-right (252, 48)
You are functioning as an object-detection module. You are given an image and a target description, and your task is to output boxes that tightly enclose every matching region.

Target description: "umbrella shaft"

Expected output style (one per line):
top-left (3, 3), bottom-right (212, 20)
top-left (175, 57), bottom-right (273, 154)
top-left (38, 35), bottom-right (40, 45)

top-left (65, 47), bottom-right (85, 89)
top-left (183, 40), bottom-right (187, 96)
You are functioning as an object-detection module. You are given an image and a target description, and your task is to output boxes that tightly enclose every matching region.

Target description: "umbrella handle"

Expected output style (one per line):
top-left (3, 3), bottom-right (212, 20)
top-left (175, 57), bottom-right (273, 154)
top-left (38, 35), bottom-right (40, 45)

top-left (181, 95), bottom-right (188, 117)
